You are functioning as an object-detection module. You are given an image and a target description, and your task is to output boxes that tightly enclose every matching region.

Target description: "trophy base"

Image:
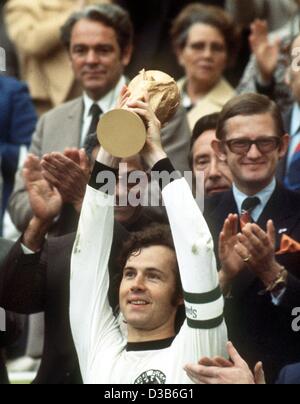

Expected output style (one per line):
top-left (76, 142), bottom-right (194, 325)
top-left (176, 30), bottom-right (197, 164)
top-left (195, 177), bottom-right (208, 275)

top-left (97, 109), bottom-right (147, 159)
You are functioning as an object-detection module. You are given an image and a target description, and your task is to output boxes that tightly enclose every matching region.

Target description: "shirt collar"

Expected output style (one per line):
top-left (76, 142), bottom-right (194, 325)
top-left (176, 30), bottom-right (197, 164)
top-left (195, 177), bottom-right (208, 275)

top-left (83, 76), bottom-right (126, 120)
top-left (291, 102), bottom-right (300, 136)
top-left (181, 91), bottom-right (193, 110)
top-left (233, 178), bottom-right (276, 216)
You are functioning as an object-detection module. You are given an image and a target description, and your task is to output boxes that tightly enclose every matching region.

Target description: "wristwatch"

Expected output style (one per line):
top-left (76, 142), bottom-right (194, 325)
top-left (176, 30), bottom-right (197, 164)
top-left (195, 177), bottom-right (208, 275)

top-left (259, 266), bottom-right (288, 296)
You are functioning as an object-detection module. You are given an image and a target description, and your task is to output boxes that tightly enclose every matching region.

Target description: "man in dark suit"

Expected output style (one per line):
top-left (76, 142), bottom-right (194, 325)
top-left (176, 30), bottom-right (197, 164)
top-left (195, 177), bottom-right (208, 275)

top-left (0, 76), bottom-right (36, 221)
top-left (0, 227), bottom-right (127, 384)
top-left (205, 93), bottom-right (300, 383)
top-left (0, 238), bottom-right (23, 384)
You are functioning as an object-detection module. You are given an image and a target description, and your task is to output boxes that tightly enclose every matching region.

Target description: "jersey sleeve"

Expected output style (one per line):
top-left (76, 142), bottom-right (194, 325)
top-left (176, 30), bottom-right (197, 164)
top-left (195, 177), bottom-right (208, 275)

top-left (69, 162), bottom-right (123, 381)
top-left (157, 159), bottom-right (228, 363)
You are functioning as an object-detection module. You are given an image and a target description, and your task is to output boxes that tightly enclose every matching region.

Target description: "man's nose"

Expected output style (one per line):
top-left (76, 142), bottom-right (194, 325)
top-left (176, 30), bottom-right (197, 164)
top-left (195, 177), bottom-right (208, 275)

top-left (130, 274), bottom-right (146, 291)
top-left (85, 50), bottom-right (99, 64)
top-left (247, 143), bottom-right (262, 159)
top-left (207, 159), bottom-right (221, 179)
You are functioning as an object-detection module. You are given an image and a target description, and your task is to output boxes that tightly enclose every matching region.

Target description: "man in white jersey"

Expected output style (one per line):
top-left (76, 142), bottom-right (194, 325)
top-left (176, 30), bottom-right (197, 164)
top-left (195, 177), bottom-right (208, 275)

top-left (70, 95), bottom-right (228, 384)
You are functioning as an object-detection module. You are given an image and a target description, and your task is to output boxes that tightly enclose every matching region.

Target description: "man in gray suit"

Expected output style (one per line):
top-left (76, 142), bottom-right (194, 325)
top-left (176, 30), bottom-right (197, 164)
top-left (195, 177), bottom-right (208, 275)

top-left (9, 3), bottom-right (191, 235)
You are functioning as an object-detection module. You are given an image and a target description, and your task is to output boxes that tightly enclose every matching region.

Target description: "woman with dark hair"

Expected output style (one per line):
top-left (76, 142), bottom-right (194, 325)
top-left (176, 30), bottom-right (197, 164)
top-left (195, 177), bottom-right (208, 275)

top-left (171, 3), bottom-right (239, 129)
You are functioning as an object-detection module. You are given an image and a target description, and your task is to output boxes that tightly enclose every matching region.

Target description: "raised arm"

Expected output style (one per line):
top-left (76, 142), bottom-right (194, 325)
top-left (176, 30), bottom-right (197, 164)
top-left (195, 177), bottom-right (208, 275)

top-left (69, 149), bottom-right (122, 381)
top-left (159, 162), bottom-right (224, 329)
top-left (126, 94), bottom-right (227, 363)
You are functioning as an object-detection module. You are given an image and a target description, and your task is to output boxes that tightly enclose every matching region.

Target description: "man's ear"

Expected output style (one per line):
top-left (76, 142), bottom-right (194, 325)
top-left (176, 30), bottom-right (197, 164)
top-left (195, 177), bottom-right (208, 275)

top-left (212, 139), bottom-right (227, 162)
top-left (122, 45), bottom-right (134, 67)
top-left (279, 134), bottom-right (290, 160)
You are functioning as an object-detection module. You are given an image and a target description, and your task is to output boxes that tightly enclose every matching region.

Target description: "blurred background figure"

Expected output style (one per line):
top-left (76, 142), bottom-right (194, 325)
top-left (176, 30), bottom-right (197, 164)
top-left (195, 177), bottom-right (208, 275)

top-left (226, 0), bottom-right (299, 34)
top-left (278, 34), bottom-right (300, 192)
top-left (237, 1), bottom-right (300, 112)
top-left (0, 75), bottom-right (36, 236)
top-left (190, 113), bottom-right (233, 197)
top-left (4, 0), bottom-right (112, 115)
top-left (171, 3), bottom-right (239, 129)
top-left (117, 0), bottom-right (225, 79)
top-left (0, 0), bottom-right (18, 77)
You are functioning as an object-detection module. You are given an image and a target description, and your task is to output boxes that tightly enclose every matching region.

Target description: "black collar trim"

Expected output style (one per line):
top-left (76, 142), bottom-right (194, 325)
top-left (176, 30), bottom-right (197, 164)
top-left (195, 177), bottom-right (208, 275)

top-left (126, 337), bottom-right (175, 352)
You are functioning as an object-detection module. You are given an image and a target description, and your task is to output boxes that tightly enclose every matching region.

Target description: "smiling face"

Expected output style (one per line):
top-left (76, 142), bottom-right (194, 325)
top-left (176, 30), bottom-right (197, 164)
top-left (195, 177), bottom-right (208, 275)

top-left (214, 113), bottom-right (289, 195)
top-left (70, 19), bottom-right (132, 100)
top-left (119, 246), bottom-right (181, 342)
top-left (192, 129), bottom-right (232, 196)
top-left (178, 23), bottom-right (228, 90)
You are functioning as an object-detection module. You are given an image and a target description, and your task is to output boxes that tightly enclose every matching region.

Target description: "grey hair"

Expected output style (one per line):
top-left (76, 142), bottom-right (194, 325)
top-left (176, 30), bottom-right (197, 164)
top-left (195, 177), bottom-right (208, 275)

top-left (61, 4), bottom-right (134, 55)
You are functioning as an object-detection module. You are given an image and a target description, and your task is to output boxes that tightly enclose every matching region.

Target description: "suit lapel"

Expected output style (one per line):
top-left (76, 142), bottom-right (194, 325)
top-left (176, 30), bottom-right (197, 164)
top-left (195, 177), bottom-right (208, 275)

top-left (212, 190), bottom-right (238, 227)
top-left (205, 190), bottom-right (239, 241)
top-left (257, 183), bottom-right (300, 248)
top-left (66, 98), bottom-right (84, 148)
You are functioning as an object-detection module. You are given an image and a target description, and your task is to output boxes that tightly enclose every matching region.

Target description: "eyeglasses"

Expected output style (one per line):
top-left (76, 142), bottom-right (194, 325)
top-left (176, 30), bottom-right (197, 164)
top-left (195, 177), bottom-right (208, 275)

top-left (224, 137), bottom-right (282, 155)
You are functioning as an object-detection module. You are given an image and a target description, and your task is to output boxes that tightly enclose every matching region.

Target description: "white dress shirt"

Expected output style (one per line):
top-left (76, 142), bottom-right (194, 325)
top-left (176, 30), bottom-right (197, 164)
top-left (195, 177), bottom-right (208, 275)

top-left (232, 178), bottom-right (276, 222)
top-left (80, 76), bottom-right (126, 146)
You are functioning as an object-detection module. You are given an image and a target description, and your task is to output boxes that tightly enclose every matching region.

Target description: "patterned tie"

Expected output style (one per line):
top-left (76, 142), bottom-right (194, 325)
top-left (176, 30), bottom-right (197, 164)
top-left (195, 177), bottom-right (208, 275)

top-left (240, 197), bottom-right (260, 229)
top-left (285, 142), bottom-right (300, 192)
top-left (87, 104), bottom-right (103, 137)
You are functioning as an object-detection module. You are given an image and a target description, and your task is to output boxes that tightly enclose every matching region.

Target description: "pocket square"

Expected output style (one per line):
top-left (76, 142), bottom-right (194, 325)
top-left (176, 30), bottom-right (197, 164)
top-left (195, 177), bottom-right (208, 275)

top-left (276, 234), bottom-right (300, 255)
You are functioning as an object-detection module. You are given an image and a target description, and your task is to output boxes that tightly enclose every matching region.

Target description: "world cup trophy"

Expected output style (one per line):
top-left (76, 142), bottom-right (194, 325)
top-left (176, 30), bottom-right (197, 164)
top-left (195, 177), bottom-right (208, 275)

top-left (97, 69), bottom-right (180, 158)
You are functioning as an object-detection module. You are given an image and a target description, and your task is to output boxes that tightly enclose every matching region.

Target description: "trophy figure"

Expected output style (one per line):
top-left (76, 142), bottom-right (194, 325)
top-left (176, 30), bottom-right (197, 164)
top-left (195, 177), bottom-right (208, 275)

top-left (97, 69), bottom-right (180, 158)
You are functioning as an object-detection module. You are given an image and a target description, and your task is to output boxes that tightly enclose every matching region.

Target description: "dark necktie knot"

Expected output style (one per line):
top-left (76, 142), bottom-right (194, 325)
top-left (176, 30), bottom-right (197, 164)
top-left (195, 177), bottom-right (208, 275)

top-left (89, 103), bottom-right (102, 117)
top-left (241, 197), bottom-right (260, 214)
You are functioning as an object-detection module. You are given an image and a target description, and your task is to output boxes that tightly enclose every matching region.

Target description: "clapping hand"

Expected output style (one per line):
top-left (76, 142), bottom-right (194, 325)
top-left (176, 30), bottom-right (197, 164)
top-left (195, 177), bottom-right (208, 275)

top-left (41, 149), bottom-right (90, 213)
top-left (23, 154), bottom-right (63, 223)
top-left (184, 342), bottom-right (266, 385)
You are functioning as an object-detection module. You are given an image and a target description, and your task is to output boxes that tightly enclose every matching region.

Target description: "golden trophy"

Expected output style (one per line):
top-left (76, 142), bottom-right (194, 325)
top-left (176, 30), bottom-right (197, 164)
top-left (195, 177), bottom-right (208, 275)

top-left (97, 69), bottom-right (180, 158)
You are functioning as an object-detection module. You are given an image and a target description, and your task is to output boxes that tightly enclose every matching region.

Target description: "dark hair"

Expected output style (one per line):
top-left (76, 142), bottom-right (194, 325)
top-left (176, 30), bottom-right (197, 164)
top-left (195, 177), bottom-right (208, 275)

top-left (61, 4), bottom-right (134, 55)
top-left (216, 93), bottom-right (286, 141)
top-left (118, 224), bottom-right (183, 306)
top-left (171, 3), bottom-right (239, 64)
top-left (189, 113), bottom-right (220, 169)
